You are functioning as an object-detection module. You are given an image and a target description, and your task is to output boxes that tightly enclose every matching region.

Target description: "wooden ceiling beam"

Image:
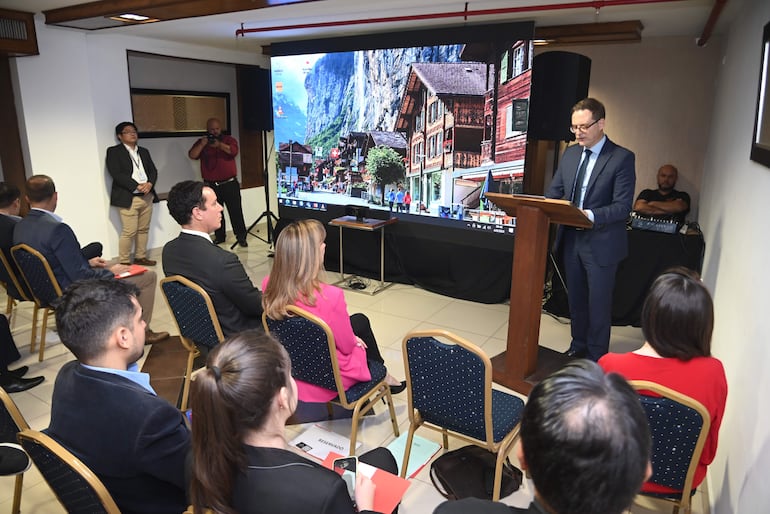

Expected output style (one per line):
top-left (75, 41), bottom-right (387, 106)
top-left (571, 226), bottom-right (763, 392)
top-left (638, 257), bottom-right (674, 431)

top-left (44, 0), bottom-right (323, 25)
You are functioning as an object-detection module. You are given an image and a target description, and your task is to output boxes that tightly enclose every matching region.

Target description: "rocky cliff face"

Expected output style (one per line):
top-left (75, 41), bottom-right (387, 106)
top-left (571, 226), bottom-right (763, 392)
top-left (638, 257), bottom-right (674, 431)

top-left (305, 45), bottom-right (462, 149)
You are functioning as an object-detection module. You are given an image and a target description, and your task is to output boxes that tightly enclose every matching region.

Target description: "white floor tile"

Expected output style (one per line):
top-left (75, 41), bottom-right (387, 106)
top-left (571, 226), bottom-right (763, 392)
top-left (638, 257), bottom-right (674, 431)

top-left (0, 232), bottom-right (695, 513)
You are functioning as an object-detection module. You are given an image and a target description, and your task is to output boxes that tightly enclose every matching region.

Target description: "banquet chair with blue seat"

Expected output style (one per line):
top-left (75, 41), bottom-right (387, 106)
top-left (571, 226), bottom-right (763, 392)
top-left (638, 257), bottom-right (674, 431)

top-left (160, 275), bottom-right (225, 411)
top-left (263, 305), bottom-right (399, 455)
top-left (630, 380), bottom-right (711, 514)
top-left (401, 329), bottom-right (526, 500)
top-left (0, 251), bottom-right (37, 347)
top-left (10, 244), bottom-right (63, 362)
top-left (0, 387), bottom-right (31, 514)
top-left (17, 429), bottom-right (120, 514)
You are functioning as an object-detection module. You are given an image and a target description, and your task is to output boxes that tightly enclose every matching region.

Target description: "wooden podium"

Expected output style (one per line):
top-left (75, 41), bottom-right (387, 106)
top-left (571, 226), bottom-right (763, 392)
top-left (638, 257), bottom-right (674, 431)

top-left (485, 193), bottom-right (592, 394)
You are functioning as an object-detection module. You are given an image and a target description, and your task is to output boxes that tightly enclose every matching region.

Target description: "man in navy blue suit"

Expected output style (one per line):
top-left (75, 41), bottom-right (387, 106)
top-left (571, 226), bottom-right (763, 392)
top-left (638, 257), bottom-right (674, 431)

top-left (545, 98), bottom-right (635, 361)
top-left (48, 279), bottom-right (189, 514)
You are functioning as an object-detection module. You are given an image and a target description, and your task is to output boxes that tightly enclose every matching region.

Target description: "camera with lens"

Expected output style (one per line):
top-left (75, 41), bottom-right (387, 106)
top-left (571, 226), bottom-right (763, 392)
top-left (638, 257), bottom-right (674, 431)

top-left (207, 132), bottom-right (220, 144)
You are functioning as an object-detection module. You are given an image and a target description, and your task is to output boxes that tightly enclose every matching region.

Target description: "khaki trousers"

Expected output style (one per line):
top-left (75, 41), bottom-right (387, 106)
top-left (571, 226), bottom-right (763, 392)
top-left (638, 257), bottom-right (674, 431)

top-left (123, 269), bottom-right (157, 327)
top-left (118, 193), bottom-right (153, 263)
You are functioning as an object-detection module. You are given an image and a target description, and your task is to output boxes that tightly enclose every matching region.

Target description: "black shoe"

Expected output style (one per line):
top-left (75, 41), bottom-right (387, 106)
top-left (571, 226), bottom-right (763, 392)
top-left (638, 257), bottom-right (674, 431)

top-left (563, 348), bottom-right (587, 359)
top-left (0, 443), bottom-right (31, 474)
top-left (389, 381), bottom-right (407, 395)
top-left (0, 375), bottom-right (45, 393)
top-left (6, 366), bottom-right (28, 378)
top-left (213, 237), bottom-right (226, 245)
top-left (237, 239), bottom-right (248, 247)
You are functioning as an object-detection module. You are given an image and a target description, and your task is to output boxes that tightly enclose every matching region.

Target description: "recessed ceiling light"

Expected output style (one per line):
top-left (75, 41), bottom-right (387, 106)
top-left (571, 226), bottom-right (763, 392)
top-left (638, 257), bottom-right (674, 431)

top-left (107, 13), bottom-right (160, 24)
top-left (118, 13), bottom-right (149, 21)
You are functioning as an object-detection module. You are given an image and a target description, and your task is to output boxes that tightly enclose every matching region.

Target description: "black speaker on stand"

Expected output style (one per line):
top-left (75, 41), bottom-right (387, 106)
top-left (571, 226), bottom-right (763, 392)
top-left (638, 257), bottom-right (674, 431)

top-left (528, 51), bottom-right (591, 142)
top-left (237, 66), bottom-right (279, 249)
top-left (528, 51), bottom-right (591, 303)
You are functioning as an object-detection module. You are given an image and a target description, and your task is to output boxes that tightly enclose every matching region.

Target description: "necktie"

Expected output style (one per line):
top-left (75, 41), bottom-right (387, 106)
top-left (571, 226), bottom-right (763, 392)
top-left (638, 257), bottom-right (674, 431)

top-left (571, 149), bottom-right (592, 206)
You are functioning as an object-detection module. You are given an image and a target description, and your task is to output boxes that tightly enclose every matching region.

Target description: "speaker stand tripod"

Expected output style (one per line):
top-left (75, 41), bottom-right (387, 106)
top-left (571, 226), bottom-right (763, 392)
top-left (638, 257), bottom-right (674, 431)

top-left (232, 131), bottom-right (279, 250)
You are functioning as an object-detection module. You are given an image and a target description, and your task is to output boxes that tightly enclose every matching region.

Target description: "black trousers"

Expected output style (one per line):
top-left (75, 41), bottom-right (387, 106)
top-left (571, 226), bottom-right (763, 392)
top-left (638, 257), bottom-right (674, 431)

top-left (0, 314), bottom-right (21, 372)
top-left (206, 178), bottom-right (247, 242)
top-left (349, 313), bottom-right (385, 364)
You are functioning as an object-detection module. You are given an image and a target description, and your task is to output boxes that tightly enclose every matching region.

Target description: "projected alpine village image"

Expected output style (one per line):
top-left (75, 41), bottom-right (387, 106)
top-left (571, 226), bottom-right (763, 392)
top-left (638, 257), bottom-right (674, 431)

top-left (271, 40), bottom-right (532, 227)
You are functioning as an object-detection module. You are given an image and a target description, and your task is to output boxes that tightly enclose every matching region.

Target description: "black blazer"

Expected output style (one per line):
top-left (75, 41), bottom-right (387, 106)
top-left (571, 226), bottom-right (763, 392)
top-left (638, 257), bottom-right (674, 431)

top-left (233, 445), bottom-right (376, 514)
top-left (162, 232), bottom-right (262, 336)
top-left (47, 362), bottom-right (190, 514)
top-left (545, 137), bottom-right (636, 266)
top-left (106, 144), bottom-right (159, 208)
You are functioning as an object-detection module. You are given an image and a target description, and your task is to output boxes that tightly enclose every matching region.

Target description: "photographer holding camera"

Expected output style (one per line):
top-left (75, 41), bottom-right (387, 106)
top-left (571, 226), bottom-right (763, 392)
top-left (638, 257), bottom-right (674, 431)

top-left (189, 117), bottom-right (248, 247)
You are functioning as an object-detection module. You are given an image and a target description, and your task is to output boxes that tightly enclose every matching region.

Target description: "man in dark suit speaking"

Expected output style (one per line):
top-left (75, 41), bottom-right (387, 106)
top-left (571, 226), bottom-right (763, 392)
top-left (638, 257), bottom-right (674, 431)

top-left (163, 181), bottom-right (263, 336)
top-left (545, 98), bottom-right (635, 361)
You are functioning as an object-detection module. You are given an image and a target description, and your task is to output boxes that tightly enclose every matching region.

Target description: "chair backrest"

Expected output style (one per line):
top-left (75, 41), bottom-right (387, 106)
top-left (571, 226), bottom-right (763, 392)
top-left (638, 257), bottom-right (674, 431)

top-left (403, 330), bottom-right (494, 443)
top-left (160, 276), bottom-right (225, 350)
top-left (0, 388), bottom-right (29, 444)
top-left (0, 250), bottom-right (32, 302)
top-left (263, 305), bottom-right (342, 394)
top-left (11, 244), bottom-right (62, 307)
top-left (17, 429), bottom-right (121, 514)
top-left (630, 380), bottom-right (711, 493)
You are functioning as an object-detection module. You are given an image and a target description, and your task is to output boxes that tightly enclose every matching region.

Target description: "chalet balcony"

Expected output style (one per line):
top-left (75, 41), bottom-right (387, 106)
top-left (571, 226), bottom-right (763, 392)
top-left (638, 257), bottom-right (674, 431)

top-left (449, 151), bottom-right (482, 169)
top-left (454, 106), bottom-right (485, 127)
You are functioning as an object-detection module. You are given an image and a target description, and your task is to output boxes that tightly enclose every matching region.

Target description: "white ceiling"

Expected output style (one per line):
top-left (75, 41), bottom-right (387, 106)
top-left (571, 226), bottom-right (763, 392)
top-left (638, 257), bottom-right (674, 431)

top-left (1, 0), bottom-right (736, 53)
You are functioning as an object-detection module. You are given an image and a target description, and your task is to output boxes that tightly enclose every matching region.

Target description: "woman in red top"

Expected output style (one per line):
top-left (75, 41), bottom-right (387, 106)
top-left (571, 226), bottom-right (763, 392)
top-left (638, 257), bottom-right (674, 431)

top-left (599, 268), bottom-right (727, 495)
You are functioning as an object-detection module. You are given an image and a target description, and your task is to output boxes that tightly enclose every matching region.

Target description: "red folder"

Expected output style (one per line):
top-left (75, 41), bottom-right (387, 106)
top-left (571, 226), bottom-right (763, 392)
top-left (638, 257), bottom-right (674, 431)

top-left (115, 264), bottom-right (148, 279)
top-left (322, 452), bottom-right (411, 513)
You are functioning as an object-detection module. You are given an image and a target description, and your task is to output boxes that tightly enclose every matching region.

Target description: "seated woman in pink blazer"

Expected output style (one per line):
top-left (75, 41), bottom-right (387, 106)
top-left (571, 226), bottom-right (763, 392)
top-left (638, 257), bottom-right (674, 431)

top-left (599, 268), bottom-right (727, 496)
top-left (262, 219), bottom-right (404, 403)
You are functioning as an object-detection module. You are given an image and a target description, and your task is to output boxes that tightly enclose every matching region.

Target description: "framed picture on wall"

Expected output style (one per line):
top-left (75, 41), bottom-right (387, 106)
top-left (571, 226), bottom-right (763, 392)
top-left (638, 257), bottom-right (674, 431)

top-left (750, 21), bottom-right (770, 168)
top-left (130, 88), bottom-right (231, 138)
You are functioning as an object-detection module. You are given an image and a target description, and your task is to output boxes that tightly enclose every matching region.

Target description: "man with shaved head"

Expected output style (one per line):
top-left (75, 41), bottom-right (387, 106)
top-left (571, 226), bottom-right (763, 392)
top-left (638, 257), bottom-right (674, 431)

top-left (188, 117), bottom-right (248, 247)
top-left (633, 164), bottom-right (691, 225)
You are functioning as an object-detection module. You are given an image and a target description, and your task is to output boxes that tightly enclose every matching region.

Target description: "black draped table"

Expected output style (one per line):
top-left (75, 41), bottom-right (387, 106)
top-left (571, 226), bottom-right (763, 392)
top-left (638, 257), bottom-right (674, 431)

top-left (544, 229), bottom-right (705, 326)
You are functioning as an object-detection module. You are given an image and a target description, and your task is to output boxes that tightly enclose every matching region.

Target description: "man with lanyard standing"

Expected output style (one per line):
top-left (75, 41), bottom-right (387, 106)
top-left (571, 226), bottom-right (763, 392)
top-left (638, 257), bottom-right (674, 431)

top-left (188, 117), bottom-right (248, 247)
top-left (106, 121), bottom-right (159, 266)
top-left (545, 98), bottom-right (635, 362)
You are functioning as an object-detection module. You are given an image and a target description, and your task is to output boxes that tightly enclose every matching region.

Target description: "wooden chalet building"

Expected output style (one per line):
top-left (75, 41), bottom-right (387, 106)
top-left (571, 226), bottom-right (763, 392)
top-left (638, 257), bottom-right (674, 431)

top-left (395, 41), bottom-right (532, 215)
top-left (396, 61), bottom-right (487, 212)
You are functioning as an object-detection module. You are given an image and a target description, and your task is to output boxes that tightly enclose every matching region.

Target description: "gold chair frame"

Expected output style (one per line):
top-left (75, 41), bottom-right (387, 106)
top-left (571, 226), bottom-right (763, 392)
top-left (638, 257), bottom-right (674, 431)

top-left (401, 329), bottom-right (522, 501)
top-left (17, 429), bottom-right (120, 513)
top-left (10, 244), bottom-right (63, 362)
top-left (0, 388), bottom-right (30, 514)
top-left (160, 275), bottom-right (225, 411)
top-left (630, 380), bottom-right (711, 514)
top-left (0, 252), bottom-right (36, 332)
top-left (263, 305), bottom-right (399, 455)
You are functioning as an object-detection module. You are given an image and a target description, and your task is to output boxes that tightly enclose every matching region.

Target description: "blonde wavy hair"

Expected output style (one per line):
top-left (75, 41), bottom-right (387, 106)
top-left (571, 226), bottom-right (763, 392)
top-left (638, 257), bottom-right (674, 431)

top-left (263, 219), bottom-right (326, 319)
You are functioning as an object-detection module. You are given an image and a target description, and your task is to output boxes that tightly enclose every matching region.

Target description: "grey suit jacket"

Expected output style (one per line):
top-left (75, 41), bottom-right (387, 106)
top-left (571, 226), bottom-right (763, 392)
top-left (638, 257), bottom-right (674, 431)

top-left (162, 232), bottom-right (262, 336)
top-left (13, 209), bottom-right (113, 289)
top-left (545, 137), bottom-right (635, 266)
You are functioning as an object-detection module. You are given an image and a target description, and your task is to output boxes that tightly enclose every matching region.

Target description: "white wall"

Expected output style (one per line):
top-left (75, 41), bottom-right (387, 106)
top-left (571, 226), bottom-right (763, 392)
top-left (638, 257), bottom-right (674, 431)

top-left (11, 20), bottom-right (269, 259)
top-left (126, 52), bottom-right (240, 193)
top-left (698, 0), bottom-right (770, 511)
top-left (542, 36), bottom-right (723, 221)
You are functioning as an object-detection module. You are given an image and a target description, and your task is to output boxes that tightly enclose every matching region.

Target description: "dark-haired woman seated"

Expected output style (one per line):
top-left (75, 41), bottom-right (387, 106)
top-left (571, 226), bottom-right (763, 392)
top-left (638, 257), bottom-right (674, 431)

top-left (189, 331), bottom-right (398, 514)
top-left (599, 268), bottom-right (727, 495)
top-left (262, 218), bottom-right (404, 403)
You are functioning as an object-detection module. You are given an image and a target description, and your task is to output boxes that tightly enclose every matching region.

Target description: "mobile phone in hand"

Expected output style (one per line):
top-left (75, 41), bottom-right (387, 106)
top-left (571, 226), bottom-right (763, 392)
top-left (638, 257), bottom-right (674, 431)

top-left (333, 456), bottom-right (358, 499)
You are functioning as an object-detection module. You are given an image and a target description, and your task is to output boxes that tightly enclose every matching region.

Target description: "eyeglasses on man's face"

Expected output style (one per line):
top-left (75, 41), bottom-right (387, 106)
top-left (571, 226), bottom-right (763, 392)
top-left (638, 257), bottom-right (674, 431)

top-left (569, 118), bottom-right (600, 134)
